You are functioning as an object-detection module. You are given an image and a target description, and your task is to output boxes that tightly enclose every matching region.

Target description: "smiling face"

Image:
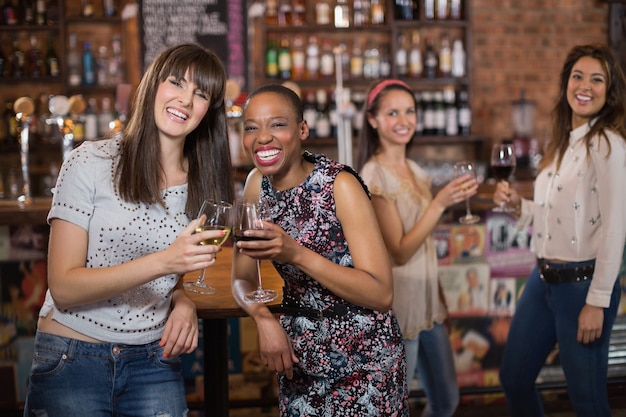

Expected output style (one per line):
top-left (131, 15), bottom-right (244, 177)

top-left (242, 91), bottom-right (308, 178)
top-left (566, 56), bottom-right (607, 129)
top-left (154, 69), bottom-right (210, 142)
top-left (367, 89), bottom-right (417, 147)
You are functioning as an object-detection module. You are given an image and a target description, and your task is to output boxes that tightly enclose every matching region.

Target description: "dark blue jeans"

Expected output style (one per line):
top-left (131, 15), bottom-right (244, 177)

top-left (499, 263), bottom-right (621, 417)
top-left (23, 332), bottom-right (188, 417)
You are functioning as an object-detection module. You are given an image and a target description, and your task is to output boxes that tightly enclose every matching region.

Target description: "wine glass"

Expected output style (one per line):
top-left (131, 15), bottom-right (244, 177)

top-left (184, 200), bottom-right (233, 294)
top-left (233, 200), bottom-right (278, 303)
top-left (453, 161), bottom-right (481, 225)
top-left (490, 143), bottom-right (517, 212)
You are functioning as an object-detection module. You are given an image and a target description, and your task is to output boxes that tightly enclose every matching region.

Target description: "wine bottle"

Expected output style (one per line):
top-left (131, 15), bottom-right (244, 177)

top-left (82, 41), bottom-right (96, 86)
top-left (67, 33), bottom-right (82, 86)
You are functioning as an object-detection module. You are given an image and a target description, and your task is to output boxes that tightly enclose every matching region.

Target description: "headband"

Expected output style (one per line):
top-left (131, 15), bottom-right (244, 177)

top-left (366, 79), bottom-right (412, 108)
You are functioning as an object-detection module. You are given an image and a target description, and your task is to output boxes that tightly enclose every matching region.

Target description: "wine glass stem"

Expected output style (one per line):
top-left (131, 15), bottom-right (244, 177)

top-left (196, 268), bottom-right (206, 285)
top-left (465, 198), bottom-right (472, 218)
top-left (256, 260), bottom-right (264, 292)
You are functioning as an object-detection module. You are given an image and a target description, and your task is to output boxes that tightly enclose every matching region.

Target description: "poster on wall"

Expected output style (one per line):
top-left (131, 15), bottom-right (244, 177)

top-left (140, 0), bottom-right (248, 91)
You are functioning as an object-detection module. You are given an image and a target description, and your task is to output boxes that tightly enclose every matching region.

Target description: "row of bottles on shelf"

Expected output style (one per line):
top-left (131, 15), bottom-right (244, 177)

top-left (266, 31), bottom-right (465, 81)
top-left (0, 34), bottom-right (58, 78)
top-left (1, 94), bottom-right (122, 145)
top-left (1, 0), bottom-right (57, 26)
top-left (265, 0), bottom-right (463, 27)
top-left (66, 32), bottom-right (124, 87)
top-left (300, 85), bottom-right (471, 140)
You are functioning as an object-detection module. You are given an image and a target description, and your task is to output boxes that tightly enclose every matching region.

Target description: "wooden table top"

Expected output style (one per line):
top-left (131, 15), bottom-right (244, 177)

top-left (183, 245), bottom-right (284, 319)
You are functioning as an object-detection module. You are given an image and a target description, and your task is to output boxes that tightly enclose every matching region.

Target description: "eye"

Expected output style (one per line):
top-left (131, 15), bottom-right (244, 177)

top-left (591, 76), bottom-right (605, 84)
top-left (195, 90), bottom-right (209, 101)
top-left (388, 110), bottom-right (398, 116)
top-left (243, 125), bottom-right (258, 132)
top-left (271, 121), bottom-right (288, 128)
top-left (168, 77), bottom-right (182, 87)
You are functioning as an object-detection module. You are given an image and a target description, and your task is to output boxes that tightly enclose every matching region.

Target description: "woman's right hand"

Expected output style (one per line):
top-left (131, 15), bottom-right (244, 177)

top-left (434, 174), bottom-right (478, 210)
top-left (493, 180), bottom-right (520, 209)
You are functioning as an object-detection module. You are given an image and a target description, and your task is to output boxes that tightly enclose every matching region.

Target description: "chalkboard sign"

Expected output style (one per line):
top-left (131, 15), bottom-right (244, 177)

top-left (140, 0), bottom-right (248, 91)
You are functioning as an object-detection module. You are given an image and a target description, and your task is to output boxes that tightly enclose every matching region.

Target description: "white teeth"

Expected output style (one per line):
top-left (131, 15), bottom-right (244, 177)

top-left (576, 95), bottom-right (591, 102)
top-left (257, 149), bottom-right (280, 160)
top-left (167, 108), bottom-right (188, 120)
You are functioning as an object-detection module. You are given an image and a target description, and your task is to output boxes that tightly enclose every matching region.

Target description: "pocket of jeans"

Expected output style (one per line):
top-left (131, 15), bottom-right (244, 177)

top-left (30, 343), bottom-right (69, 377)
top-left (153, 347), bottom-right (182, 371)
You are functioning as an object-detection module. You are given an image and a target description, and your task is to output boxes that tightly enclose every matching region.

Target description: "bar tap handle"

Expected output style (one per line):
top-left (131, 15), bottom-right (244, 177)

top-left (14, 97), bottom-right (36, 205)
top-left (48, 95), bottom-right (72, 161)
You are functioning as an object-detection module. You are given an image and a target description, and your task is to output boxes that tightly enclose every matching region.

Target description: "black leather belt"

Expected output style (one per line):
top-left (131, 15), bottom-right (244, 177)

top-left (538, 259), bottom-right (595, 284)
top-left (270, 303), bottom-right (374, 320)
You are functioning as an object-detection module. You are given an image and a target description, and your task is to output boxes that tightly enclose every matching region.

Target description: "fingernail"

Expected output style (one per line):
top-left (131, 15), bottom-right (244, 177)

top-left (163, 353), bottom-right (169, 358)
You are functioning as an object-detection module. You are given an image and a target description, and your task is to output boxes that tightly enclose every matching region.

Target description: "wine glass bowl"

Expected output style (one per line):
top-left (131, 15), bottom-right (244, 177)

top-left (184, 200), bottom-right (233, 294)
top-left (453, 161), bottom-right (480, 225)
top-left (233, 200), bottom-right (278, 303)
top-left (490, 143), bottom-right (517, 212)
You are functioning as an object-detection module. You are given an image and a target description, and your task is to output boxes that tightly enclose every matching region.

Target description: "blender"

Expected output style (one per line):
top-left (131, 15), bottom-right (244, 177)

top-left (510, 90), bottom-right (536, 179)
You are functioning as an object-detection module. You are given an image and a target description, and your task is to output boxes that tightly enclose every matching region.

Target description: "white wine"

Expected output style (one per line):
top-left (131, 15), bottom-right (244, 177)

top-left (196, 225), bottom-right (231, 246)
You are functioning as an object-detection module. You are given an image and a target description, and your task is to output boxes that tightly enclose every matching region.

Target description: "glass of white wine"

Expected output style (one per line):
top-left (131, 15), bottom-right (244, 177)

top-left (454, 161), bottom-right (481, 225)
top-left (184, 199), bottom-right (232, 294)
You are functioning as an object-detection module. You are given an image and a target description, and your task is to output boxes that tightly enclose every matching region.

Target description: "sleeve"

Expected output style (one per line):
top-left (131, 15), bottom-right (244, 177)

top-left (359, 161), bottom-right (396, 203)
top-left (586, 133), bottom-right (626, 307)
top-left (47, 143), bottom-right (98, 231)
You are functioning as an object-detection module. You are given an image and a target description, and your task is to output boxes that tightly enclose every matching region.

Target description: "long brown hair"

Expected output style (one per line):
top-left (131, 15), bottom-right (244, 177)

top-left (541, 44), bottom-right (626, 171)
top-left (115, 43), bottom-right (234, 218)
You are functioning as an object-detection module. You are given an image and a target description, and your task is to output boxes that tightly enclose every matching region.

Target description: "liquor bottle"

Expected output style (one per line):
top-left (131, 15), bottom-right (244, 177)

top-left (264, 0), bottom-right (278, 25)
top-left (451, 38), bottom-right (466, 78)
top-left (265, 36), bottom-right (278, 79)
top-left (277, 37), bottom-right (292, 80)
top-left (290, 35), bottom-right (305, 80)
top-left (303, 90), bottom-right (317, 138)
top-left (315, 0), bottom-right (330, 25)
top-left (98, 97), bottom-right (114, 137)
top-left (108, 35), bottom-right (124, 84)
top-left (84, 97), bottom-right (98, 140)
top-left (23, 0), bottom-right (35, 24)
top-left (414, 91), bottom-right (424, 135)
top-left (45, 0), bottom-right (58, 24)
top-left (424, 0), bottom-right (435, 20)
top-left (10, 38), bottom-right (25, 78)
top-left (350, 39), bottom-right (363, 79)
top-left (438, 33), bottom-right (452, 78)
top-left (82, 41), bottom-right (96, 86)
top-left (379, 44), bottom-right (391, 78)
top-left (314, 89), bottom-right (331, 138)
top-left (103, 0), bottom-right (115, 17)
top-left (67, 33), bottom-right (82, 86)
top-left (353, 0), bottom-right (367, 27)
top-left (82, 0), bottom-right (94, 17)
top-left (334, 0), bottom-right (350, 28)
top-left (2, 0), bottom-right (18, 25)
top-left (457, 89), bottom-right (471, 135)
top-left (363, 40), bottom-right (380, 79)
top-left (3, 99), bottom-right (18, 143)
top-left (35, 0), bottom-right (46, 24)
top-left (443, 87), bottom-right (458, 136)
top-left (291, 0), bottom-right (306, 26)
top-left (338, 42), bottom-right (350, 79)
top-left (277, 0), bottom-right (292, 26)
top-left (319, 39), bottom-right (334, 79)
top-left (370, 0), bottom-right (384, 24)
top-left (433, 90), bottom-right (446, 135)
top-left (394, 0), bottom-right (413, 20)
top-left (305, 35), bottom-right (320, 80)
top-left (408, 30), bottom-right (423, 78)
top-left (395, 33), bottom-right (408, 78)
top-left (436, 0), bottom-right (449, 20)
top-left (421, 91), bottom-right (434, 135)
top-left (423, 37), bottom-right (438, 79)
top-left (449, 0), bottom-right (462, 19)
top-left (97, 44), bottom-right (109, 86)
top-left (25, 34), bottom-right (43, 78)
top-left (328, 90), bottom-right (338, 138)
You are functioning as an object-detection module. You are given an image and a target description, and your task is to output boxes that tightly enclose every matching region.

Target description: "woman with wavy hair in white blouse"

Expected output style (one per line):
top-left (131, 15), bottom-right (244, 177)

top-left (494, 43), bottom-right (626, 417)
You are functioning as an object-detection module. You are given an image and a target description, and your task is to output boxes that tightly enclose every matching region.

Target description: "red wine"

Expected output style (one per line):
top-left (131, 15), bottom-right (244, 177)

top-left (232, 230), bottom-right (270, 242)
top-left (492, 164), bottom-right (515, 181)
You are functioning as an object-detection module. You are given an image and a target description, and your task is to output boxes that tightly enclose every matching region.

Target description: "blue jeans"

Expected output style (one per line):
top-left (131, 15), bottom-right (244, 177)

top-left (499, 263), bottom-right (621, 417)
top-left (405, 322), bottom-right (459, 417)
top-left (23, 332), bottom-right (189, 417)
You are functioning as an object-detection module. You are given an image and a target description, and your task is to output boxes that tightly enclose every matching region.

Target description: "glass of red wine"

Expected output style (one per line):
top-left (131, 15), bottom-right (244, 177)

top-left (490, 143), bottom-right (517, 212)
top-left (233, 200), bottom-right (278, 303)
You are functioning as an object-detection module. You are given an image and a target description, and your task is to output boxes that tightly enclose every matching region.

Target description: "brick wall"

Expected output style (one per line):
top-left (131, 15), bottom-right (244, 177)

top-left (470, 0), bottom-right (609, 149)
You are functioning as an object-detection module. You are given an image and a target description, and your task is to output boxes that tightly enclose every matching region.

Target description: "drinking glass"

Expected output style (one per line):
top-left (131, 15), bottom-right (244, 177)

top-left (454, 161), bottom-right (481, 225)
top-left (233, 200), bottom-right (278, 303)
top-left (490, 143), bottom-right (517, 212)
top-left (184, 200), bottom-right (233, 294)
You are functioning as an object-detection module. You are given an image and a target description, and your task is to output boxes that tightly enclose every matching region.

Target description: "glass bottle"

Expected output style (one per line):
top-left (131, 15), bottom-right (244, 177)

top-left (277, 37), bottom-right (292, 80)
top-left (291, 0), bottom-right (306, 26)
top-left (363, 40), bottom-right (380, 79)
top-left (103, 0), bottom-right (115, 17)
top-left (350, 39), bottom-right (364, 79)
top-left (424, 0), bottom-right (435, 20)
top-left (451, 38), bottom-right (466, 78)
top-left (108, 35), bottom-right (124, 84)
top-left (370, 0), bottom-right (384, 24)
top-left (25, 34), bottom-right (43, 78)
top-left (3, 99), bottom-right (18, 143)
top-left (35, 0), bottom-right (46, 24)
top-left (438, 33), bottom-right (452, 78)
top-left (436, 0), bottom-right (449, 20)
top-left (319, 38), bottom-right (334, 79)
top-left (457, 89), bottom-right (471, 136)
top-left (450, 0), bottom-right (462, 19)
top-left (264, 0), bottom-right (278, 25)
top-left (2, 0), bottom-right (18, 25)
top-left (423, 37), bottom-right (438, 79)
top-left (84, 97), bottom-right (98, 140)
top-left (290, 35), bottom-right (305, 80)
top-left (433, 90), bottom-right (446, 135)
top-left (421, 91), bottom-right (434, 135)
top-left (305, 35), bottom-right (320, 80)
top-left (394, 0), bottom-right (413, 20)
top-left (265, 36), bottom-right (278, 79)
top-left (98, 97), bottom-right (114, 137)
top-left (315, 0), bottom-right (331, 25)
top-left (444, 87), bottom-right (458, 136)
top-left (97, 44), bottom-right (109, 86)
top-left (277, 0), bottom-right (292, 26)
top-left (395, 33), bottom-right (408, 78)
top-left (408, 30), bottom-right (423, 78)
top-left (314, 89), bottom-right (330, 138)
top-left (10, 38), bottom-right (25, 78)
top-left (82, 0), bottom-right (94, 17)
top-left (334, 0), bottom-right (350, 28)
top-left (23, 0), bottom-right (35, 24)
top-left (67, 33), bottom-right (82, 86)
top-left (82, 41), bottom-right (96, 86)
top-left (303, 90), bottom-right (317, 138)
top-left (353, 0), bottom-right (367, 27)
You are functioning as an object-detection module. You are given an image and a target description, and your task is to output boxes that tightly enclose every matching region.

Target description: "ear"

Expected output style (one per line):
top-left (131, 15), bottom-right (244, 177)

top-left (366, 112), bottom-right (377, 130)
top-left (299, 120), bottom-right (310, 141)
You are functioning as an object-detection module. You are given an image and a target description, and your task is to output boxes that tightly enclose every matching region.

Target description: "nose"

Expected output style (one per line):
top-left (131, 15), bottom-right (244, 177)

top-left (178, 90), bottom-right (194, 106)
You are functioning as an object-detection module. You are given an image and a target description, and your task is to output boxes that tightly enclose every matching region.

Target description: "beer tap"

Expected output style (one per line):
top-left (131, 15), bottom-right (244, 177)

top-left (47, 95), bottom-right (72, 161)
top-left (14, 97), bottom-right (36, 205)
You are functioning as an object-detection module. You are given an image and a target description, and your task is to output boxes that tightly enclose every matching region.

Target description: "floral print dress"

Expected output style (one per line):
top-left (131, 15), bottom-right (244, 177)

top-left (261, 152), bottom-right (408, 417)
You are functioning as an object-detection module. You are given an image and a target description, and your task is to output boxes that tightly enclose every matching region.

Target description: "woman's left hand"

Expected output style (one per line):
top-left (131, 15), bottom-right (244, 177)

top-left (577, 304), bottom-right (604, 344)
top-left (159, 295), bottom-right (199, 357)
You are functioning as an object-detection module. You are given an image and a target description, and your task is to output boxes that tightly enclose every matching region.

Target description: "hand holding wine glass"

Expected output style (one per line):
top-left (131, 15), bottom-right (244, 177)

top-left (453, 161), bottom-right (481, 225)
top-left (184, 200), bottom-right (232, 294)
top-left (233, 200), bottom-right (278, 303)
top-left (490, 143), bottom-right (516, 212)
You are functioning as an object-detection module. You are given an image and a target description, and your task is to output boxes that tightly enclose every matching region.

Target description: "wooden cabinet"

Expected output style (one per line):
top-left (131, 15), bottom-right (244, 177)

top-left (248, 0), bottom-right (483, 161)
